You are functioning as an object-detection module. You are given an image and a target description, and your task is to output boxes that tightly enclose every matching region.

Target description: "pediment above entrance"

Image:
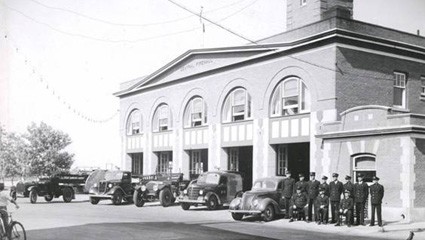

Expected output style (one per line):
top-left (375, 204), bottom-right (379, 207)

top-left (119, 47), bottom-right (274, 95)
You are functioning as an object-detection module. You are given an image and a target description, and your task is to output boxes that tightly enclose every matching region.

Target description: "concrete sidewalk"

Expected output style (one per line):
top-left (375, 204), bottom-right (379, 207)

top-left (263, 217), bottom-right (425, 240)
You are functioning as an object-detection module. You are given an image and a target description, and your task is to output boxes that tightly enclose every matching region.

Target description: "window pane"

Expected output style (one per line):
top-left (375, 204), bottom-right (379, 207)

top-left (393, 87), bottom-right (403, 106)
top-left (233, 105), bottom-right (245, 115)
top-left (192, 112), bottom-right (202, 120)
top-left (355, 156), bottom-right (375, 169)
top-left (233, 89), bottom-right (246, 105)
top-left (301, 83), bottom-right (310, 111)
top-left (283, 107), bottom-right (298, 115)
top-left (283, 79), bottom-right (298, 97)
top-left (283, 96), bottom-right (298, 106)
top-left (271, 86), bottom-right (281, 116)
top-left (192, 98), bottom-right (203, 113)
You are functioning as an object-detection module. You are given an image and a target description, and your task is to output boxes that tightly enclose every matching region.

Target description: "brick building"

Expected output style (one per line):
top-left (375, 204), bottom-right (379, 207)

top-left (115, 0), bottom-right (425, 221)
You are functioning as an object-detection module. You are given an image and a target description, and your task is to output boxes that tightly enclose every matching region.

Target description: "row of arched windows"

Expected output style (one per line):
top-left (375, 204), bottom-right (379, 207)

top-left (126, 77), bottom-right (311, 135)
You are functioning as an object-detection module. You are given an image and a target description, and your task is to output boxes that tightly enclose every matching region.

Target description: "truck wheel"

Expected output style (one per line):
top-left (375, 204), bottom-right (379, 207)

top-left (232, 213), bottom-right (244, 221)
top-left (159, 188), bottom-right (173, 207)
top-left (206, 195), bottom-right (218, 210)
top-left (133, 189), bottom-right (145, 207)
top-left (90, 197), bottom-right (99, 205)
top-left (62, 188), bottom-right (73, 203)
top-left (112, 191), bottom-right (123, 205)
top-left (181, 203), bottom-right (190, 210)
top-left (29, 189), bottom-right (37, 204)
top-left (263, 204), bottom-right (275, 222)
top-left (44, 194), bottom-right (53, 202)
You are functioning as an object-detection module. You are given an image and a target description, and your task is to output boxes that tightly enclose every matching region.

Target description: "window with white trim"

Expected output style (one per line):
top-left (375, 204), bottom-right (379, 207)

top-left (270, 77), bottom-right (310, 117)
top-left (152, 104), bottom-right (172, 132)
top-left (353, 154), bottom-right (376, 183)
top-left (276, 145), bottom-right (288, 176)
top-left (393, 72), bottom-right (407, 108)
top-left (228, 148), bottom-right (239, 171)
top-left (222, 88), bottom-right (252, 122)
top-left (126, 109), bottom-right (142, 135)
top-left (157, 152), bottom-right (172, 174)
top-left (183, 97), bottom-right (207, 128)
top-left (421, 77), bottom-right (425, 97)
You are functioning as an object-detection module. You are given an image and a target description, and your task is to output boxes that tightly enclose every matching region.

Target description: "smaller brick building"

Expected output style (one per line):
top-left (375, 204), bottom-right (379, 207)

top-left (116, 0), bottom-right (425, 221)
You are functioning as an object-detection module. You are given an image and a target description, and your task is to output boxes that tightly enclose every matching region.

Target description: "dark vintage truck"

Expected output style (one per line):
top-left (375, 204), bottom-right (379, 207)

top-left (229, 176), bottom-right (287, 221)
top-left (89, 170), bottom-right (137, 205)
top-left (178, 171), bottom-right (243, 210)
top-left (14, 173), bottom-right (89, 204)
top-left (133, 173), bottom-right (190, 207)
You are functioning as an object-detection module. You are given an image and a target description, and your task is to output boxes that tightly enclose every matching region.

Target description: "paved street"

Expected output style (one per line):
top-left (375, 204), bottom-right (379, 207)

top-left (9, 195), bottom-right (420, 240)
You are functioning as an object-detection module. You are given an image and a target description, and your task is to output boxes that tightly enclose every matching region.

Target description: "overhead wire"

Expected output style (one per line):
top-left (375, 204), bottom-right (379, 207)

top-left (27, 0), bottom-right (249, 27)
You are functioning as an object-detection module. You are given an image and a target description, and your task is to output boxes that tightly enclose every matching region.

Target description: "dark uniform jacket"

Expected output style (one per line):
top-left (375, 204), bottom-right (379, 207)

top-left (369, 183), bottom-right (384, 204)
top-left (329, 180), bottom-right (344, 201)
top-left (291, 192), bottom-right (308, 208)
top-left (315, 194), bottom-right (329, 209)
top-left (307, 180), bottom-right (320, 199)
top-left (319, 183), bottom-right (330, 197)
top-left (295, 180), bottom-right (308, 193)
top-left (354, 181), bottom-right (369, 203)
top-left (283, 177), bottom-right (295, 198)
top-left (343, 182), bottom-right (354, 197)
top-left (340, 198), bottom-right (354, 210)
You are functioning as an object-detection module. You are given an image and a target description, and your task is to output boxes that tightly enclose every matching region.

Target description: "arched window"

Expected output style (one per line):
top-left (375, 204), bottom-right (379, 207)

top-left (222, 88), bottom-right (252, 122)
top-left (353, 154), bottom-right (376, 183)
top-left (152, 104), bottom-right (172, 132)
top-left (126, 109), bottom-right (142, 135)
top-left (270, 77), bottom-right (310, 117)
top-left (183, 97), bottom-right (207, 128)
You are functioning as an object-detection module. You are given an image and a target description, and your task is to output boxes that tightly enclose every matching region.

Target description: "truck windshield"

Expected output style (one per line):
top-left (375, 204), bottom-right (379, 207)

top-left (104, 171), bottom-right (123, 181)
top-left (252, 179), bottom-right (276, 190)
top-left (197, 173), bottom-right (220, 185)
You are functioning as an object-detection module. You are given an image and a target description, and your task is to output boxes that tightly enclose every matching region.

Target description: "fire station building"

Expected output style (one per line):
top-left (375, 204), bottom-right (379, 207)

top-left (115, 0), bottom-right (425, 221)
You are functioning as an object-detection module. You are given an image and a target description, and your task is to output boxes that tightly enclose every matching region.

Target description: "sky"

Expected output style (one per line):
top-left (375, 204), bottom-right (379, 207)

top-left (1, 0), bottom-right (424, 169)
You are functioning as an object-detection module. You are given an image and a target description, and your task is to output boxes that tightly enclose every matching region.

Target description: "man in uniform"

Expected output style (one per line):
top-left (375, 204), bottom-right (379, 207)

top-left (295, 173), bottom-right (308, 193)
top-left (343, 175), bottom-right (354, 224)
top-left (335, 190), bottom-right (354, 227)
top-left (369, 176), bottom-right (384, 227)
top-left (282, 170), bottom-right (295, 218)
top-left (289, 186), bottom-right (308, 222)
top-left (329, 173), bottom-right (344, 223)
top-left (315, 187), bottom-right (329, 224)
top-left (354, 173), bottom-right (369, 225)
top-left (307, 172), bottom-right (320, 222)
top-left (319, 176), bottom-right (330, 222)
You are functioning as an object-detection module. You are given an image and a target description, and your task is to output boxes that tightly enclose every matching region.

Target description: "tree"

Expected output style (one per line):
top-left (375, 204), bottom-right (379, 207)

top-left (0, 132), bottom-right (29, 183)
top-left (25, 122), bottom-right (74, 176)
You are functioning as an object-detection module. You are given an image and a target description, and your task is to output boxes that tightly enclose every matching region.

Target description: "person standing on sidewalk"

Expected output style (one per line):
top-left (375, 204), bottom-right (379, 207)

top-left (343, 175), bottom-right (354, 224)
top-left (354, 173), bottom-right (369, 225)
top-left (295, 173), bottom-right (308, 193)
top-left (335, 190), bottom-right (354, 227)
top-left (369, 176), bottom-right (384, 227)
top-left (283, 170), bottom-right (295, 219)
top-left (307, 172), bottom-right (320, 222)
top-left (329, 173), bottom-right (344, 223)
top-left (315, 187), bottom-right (329, 225)
top-left (319, 176), bottom-right (330, 222)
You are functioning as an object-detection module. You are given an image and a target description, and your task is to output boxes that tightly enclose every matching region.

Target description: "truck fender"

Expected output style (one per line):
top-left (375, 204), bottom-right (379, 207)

top-left (258, 198), bottom-right (279, 213)
top-left (205, 192), bottom-right (221, 205)
top-left (108, 186), bottom-right (125, 196)
top-left (27, 186), bottom-right (38, 193)
top-left (229, 197), bottom-right (242, 210)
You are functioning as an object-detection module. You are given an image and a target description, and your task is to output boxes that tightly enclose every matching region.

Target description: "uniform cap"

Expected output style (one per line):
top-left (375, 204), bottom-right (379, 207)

top-left (319, 187), bottom-right (325, 192)
top-left (357, 173), bottom-right (365, 178)
top-left (310, 172), bottom-right (316, 176)
top-left (322, 176), bottom-right (328, 180)
top-left (345, 175), bottom-right (351, 180)
top-left (332, 173), bottom-right (339, 177)
top-left (299, 173), bottom-right (305, 177)
top-left (296, 186), bottom-right (303, 190)
top-left (372, 176), bottom-right (380, 181)
top-left (344, 190), bottom-right (351, 194)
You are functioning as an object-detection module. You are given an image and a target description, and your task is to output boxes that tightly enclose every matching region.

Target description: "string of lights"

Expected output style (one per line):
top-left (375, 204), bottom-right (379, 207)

top-left (2, 34), bottom-right (119, 124)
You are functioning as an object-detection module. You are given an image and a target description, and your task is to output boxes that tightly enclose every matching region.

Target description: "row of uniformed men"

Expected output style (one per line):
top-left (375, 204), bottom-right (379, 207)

top-left (281, 171), bottom-right (385, 227)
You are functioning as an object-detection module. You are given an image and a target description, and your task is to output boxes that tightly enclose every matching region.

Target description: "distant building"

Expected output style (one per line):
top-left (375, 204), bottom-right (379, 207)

top-left (115, 0), bottom-right (425, 221)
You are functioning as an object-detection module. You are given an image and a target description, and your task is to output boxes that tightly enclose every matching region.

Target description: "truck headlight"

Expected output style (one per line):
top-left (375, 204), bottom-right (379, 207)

top-left (183, 189), bottom-right (187, 195)
top-left (93, 183), bottom-right (98, 188)
top-left (252, 199), bottom-right (259, 207)
top-left (108, 183), bottom-right (113, 188)
top-left (199, 190), bottom-right (204, 196)
top-left (153, 184), bottom-right (158, 191)
top-left (141, 185), bottom-right (146, 191)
